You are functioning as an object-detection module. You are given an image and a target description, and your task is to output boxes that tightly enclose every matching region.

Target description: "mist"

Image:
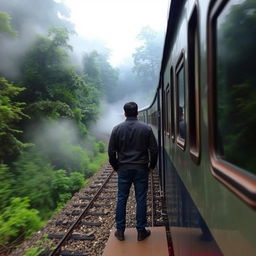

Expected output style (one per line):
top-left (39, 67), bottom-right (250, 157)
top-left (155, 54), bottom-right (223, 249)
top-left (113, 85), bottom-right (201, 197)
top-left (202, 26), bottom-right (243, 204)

top-left (0, 0), bottom-right (165, 140)
top-left (0, 0), bottom-right (73, 78)
top-left (25, 118), bottom-right (103, 173)
top-left (30, 119), bottom-right (80, 149)
top-left (90, 89), bottom-right (154, 139)
top-left (0, 1), bottom-right (168, 249)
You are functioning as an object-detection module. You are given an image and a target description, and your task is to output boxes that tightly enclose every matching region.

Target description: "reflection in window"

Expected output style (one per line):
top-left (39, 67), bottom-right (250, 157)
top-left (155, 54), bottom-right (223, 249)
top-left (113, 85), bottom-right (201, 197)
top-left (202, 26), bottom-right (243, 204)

top-left (216, 0), bottom-right (256, 174)
top-left (177, 65), bottom-right (186, 141)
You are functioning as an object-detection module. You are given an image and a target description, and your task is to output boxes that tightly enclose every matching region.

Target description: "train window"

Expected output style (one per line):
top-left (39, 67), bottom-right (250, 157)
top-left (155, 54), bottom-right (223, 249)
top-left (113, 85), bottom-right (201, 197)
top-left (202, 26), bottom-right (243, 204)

top-left (188, 5), bottom-right (200, 163)
top-left (166, 84), bottom-right (170, 137)
top-left (208, 0), bottom-right (256, 206)
top-left (176, 53), bottom-right (186, 149)
top-left (163, 88), bottom-right (166, 134)
top-left (170, 68), bottom-right (175, 142)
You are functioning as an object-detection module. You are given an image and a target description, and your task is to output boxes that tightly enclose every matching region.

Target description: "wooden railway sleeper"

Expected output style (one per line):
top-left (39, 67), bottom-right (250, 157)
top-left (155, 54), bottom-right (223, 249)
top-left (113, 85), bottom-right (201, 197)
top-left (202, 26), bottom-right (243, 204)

top-left (48, 169), bottom-right (115, 256)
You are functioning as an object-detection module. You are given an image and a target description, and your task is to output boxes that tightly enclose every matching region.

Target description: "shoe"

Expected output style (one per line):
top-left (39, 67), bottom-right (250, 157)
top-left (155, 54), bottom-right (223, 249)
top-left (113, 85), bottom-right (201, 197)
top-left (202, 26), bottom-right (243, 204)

top-left (115, 230), bottom-right (124, 241)
top-left (137, 229), bottom-right (151, 241)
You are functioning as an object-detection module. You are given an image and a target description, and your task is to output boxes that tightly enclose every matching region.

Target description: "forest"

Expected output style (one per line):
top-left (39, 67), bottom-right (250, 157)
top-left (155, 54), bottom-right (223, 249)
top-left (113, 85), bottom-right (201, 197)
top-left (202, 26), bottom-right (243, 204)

top-left (0, 0), bottom-right (164, 250)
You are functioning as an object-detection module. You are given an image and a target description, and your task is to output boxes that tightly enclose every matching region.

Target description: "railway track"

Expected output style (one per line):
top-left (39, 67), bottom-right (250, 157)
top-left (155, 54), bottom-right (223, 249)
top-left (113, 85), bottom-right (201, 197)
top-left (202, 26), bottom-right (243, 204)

top-left (150, 170), bottom-right (164, 227)
top-left (46, 166), bottom-right (116, 256)
top-left (9, 165), bottom-right (166, 256)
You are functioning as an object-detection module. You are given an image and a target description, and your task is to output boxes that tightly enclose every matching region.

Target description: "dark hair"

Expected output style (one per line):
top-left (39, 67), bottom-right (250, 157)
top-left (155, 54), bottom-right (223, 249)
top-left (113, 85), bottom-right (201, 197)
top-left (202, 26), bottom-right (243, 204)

top-left (123, 102), bottom-right (138, 117)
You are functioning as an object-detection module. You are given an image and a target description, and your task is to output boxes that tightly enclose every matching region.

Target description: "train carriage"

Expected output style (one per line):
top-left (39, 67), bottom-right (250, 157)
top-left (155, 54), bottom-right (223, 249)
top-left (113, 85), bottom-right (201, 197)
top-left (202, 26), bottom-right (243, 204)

top-left (139, 0), bottom-right (256, 255)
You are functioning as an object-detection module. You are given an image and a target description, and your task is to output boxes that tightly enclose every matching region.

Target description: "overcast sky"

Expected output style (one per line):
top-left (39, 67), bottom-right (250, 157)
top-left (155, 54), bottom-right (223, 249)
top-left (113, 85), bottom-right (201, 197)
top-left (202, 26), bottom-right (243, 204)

top-left (60, 0), bottom-right (170, 66)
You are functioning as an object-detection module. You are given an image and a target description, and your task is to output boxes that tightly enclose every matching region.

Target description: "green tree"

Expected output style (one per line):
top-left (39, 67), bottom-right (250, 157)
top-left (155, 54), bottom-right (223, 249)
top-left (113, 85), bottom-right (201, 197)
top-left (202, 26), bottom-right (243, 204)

top-left (52, 170), bottom-right (84, 204)
top-left (73, 72), bottom-right (100, 127)
top-left (95, 141), bottom-right (106, 154)
top-left (0, 77), bottom-right (28, 163)
top-left (20, 27), bottom-right (74, 103)
top-left (0, 0), bottom-right (74, 79)
top-left (0, 11), bottom-right (17, 36)
top-left (96, 53), bottom-right (119, 102)
top-left (83, 51), bottom-right (101, 89)
top-left (0, 0), bottom-right (73, 34)
top-left (69, 172), bottom-right (84, 193)
top-left (14, 149), bottom-right (55, 218)
top-left (52, 169), bottom-right (72, 204)
top-left (82, 51), bottom-right (119, 102)
top-left (26, 100), bottom-right (74, 120)
top-left (20, 27), bottom-right (99, 133)
top-left (132, 27), bottom-right (163, 90)
top-left (0, 164), bottom-right (14, 210)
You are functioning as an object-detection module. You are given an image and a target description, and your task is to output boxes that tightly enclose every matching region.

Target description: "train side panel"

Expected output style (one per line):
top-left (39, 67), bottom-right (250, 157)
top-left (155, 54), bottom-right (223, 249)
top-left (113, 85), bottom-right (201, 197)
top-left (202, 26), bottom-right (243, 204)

top-left (141, 0), bottom-right (256, 255)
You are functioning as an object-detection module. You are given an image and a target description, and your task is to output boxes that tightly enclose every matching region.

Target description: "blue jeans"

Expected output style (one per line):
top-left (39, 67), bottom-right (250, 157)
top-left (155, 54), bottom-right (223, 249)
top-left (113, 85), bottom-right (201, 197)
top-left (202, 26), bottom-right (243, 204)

top-left (116, 169), bottom-right (149, 232)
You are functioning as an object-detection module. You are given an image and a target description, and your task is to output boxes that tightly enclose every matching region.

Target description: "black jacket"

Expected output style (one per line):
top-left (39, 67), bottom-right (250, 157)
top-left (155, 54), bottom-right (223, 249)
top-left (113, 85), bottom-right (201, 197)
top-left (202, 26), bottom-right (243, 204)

top-left (108, 117), bottom-right (158, 171)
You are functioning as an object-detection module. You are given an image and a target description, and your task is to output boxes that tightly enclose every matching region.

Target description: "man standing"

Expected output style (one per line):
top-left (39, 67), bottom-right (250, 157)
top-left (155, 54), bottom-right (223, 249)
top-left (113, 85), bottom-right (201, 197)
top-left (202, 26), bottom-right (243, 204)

top-left (108, 102), bottom-right (158, 241)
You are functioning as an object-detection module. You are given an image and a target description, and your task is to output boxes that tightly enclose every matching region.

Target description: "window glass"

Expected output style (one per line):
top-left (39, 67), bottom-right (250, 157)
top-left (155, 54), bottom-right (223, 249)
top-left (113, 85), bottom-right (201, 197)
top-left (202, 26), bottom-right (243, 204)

top-left (163, 88), bottom-right (167, 133)
top-left (177, 66), bottom-right (186, 141)
top-left (188, 7), bottom-right (200, 162)
top-left (170, 68), bottom-right (175, 141)
top-left (216, 0), bottom-right (256, 174)
top-left (166, 85), bottom-right (170, 136)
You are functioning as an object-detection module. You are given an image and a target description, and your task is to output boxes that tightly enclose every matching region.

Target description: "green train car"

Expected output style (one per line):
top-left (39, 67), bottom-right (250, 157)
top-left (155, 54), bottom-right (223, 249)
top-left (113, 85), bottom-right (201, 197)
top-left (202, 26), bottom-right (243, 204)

top-left (138, 0), bottom-right (256, 255)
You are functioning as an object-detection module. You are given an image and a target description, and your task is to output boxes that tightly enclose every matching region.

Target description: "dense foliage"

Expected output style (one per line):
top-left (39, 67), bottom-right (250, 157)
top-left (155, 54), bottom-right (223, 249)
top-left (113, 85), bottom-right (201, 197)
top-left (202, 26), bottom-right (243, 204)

top-left (82, 51), bottom-right (119, 103)
top-left (0, 0), bottom-right (163, 250)
top-left (0, 197), bottom-right (42, 244)
top-left (0, 78), bottom-right (28, 163)
top-left (0, 3), bottom-right (111, 248)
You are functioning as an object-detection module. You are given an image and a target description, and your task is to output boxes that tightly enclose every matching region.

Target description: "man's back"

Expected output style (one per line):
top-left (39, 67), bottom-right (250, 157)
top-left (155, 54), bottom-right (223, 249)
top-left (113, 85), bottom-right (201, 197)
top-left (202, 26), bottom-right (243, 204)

top-left (108, 116), bottom-right (158, 171)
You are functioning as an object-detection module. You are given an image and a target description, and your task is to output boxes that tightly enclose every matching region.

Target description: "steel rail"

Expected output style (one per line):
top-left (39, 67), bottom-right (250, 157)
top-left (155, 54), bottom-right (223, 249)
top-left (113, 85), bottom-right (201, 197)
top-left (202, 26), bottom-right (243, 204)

top-left (150, 170), bottom-right (155, 227)
top-left (49, 168), bottom-right (115, 256)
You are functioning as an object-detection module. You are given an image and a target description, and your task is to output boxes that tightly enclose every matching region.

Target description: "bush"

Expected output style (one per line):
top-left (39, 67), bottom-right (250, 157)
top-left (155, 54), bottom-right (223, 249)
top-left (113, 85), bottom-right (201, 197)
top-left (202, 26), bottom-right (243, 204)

top-left (96, 141), bottom-right (106, 153)
top-left (14, 149), bottom-right (55, 218)
top-left (0, 197), bottom-right (42, 244)
top-left (59, 144), bottom-right (90, 175)
top-left (0, 164), bottom-right (14, 211)
top-left (52, 170), bottom-right (84, 204)
top-left (69, 172), bottom-right (84, 192)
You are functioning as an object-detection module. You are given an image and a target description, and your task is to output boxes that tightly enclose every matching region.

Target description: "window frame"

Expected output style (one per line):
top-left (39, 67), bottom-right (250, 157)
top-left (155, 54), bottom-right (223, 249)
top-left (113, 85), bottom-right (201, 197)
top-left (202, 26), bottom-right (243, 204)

top-left (188, 4), bottom-right (201, 164)
top-left (175, 52), bottom-right (186, 150)
top-left (208, 0), bottom-right (256, 207)
top-left (170, 67), bottom-right (175, 142)
top-left (163, 86), bottom-right (167, 136)
top-left (166, 84), bottom-right (171, 138)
